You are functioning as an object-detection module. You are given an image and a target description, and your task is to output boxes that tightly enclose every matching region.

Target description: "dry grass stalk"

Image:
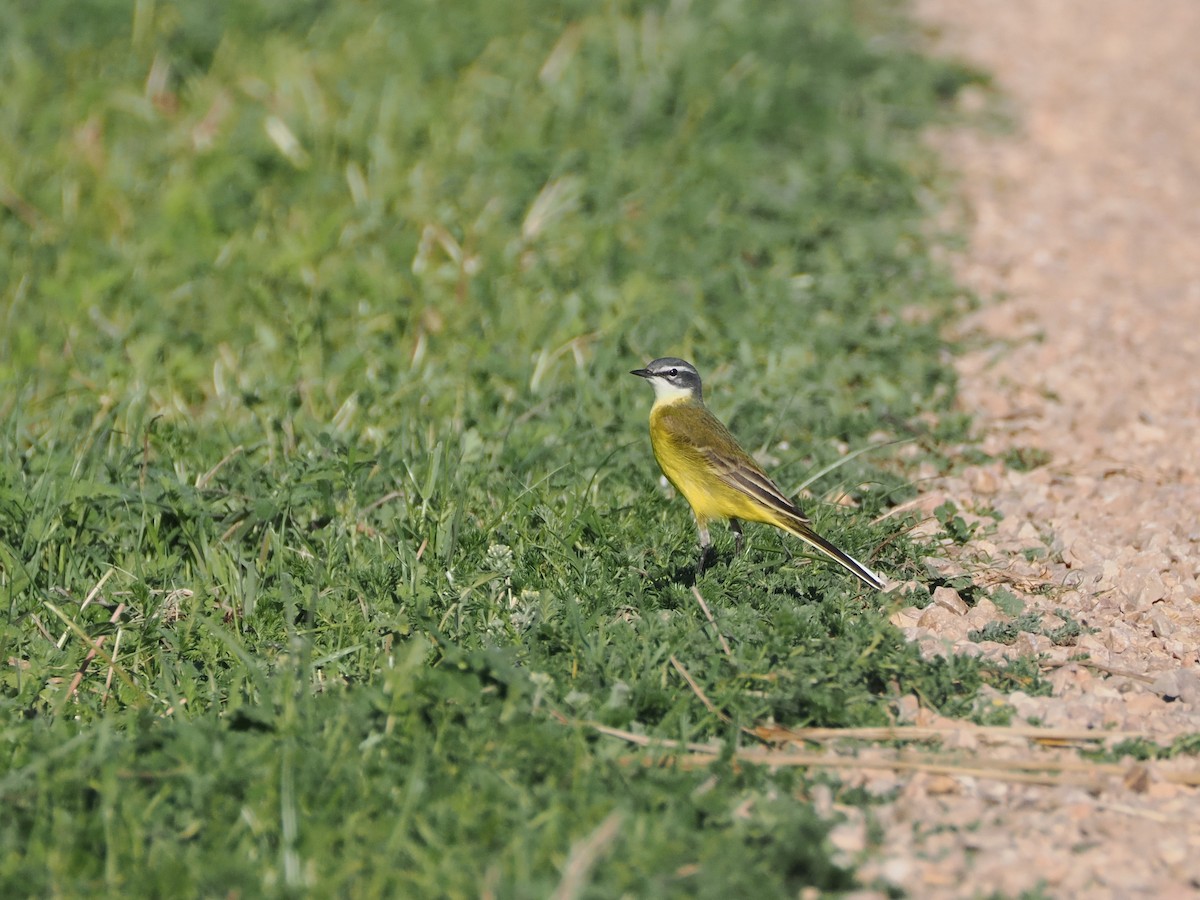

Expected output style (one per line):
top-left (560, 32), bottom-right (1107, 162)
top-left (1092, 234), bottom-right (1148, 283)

top-left (1040, 658), bottom-right (1156, 684)
top-left (753, 723), bottom-right (1193, 745)
top-left (56, 567), bottom-right (115, 649)
top-left (64, 602), bottom-right (126, 701)
top-left (582, 720), bottom-right (1200, 788)
top-left (195, 445), bottom-right (244, 489)
top-left (689, 586), bottom-right (733, 658)
top-left (550, 810), bottom-right (624, 900)
top-left (669, 655), bottom-right (731, 724)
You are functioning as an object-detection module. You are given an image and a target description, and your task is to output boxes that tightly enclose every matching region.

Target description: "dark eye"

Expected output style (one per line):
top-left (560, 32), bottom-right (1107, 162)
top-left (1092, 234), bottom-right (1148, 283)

top-left (669, 368), bottom-right (678, 377)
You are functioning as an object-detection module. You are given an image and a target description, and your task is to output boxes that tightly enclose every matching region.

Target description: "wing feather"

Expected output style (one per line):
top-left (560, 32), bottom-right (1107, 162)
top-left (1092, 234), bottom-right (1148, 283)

top-left (653, 402), bottom-right (885, 589)
top-left (713, 456), bottom-right (806, 520)
top-left (656, 403), bottom-right (806, 519)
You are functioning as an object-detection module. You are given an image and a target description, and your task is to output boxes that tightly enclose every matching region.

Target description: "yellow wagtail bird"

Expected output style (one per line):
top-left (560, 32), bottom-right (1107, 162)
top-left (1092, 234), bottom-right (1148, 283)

top-left (631, 357), bottom-right (885, 589)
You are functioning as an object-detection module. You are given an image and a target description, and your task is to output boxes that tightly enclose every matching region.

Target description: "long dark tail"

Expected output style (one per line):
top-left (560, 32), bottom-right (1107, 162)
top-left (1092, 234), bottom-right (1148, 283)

top-left (777, 514), bottom-right (885, 590)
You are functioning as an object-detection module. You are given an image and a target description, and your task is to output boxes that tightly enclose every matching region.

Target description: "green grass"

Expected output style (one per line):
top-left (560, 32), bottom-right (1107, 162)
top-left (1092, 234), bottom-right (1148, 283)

top-left (967, 608), bottom-right (1088, 647)
top-left (1085, 734), bottom-right (1200, 763)
top-left (2, 0), bottom-right (994, 894)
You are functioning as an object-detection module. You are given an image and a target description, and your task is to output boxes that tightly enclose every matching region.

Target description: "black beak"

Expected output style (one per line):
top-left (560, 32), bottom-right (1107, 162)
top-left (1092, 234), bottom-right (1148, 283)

top-left (630, 368), bottom-right (652, 378)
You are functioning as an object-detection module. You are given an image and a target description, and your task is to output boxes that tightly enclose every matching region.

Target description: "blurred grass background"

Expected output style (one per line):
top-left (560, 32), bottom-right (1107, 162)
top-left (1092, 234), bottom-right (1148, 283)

top-left (0, 0), bottom-right (1005, 895)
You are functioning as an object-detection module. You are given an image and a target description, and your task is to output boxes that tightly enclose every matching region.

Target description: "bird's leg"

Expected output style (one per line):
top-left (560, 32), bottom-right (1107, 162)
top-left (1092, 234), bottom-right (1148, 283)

top-left (695, 521), bottom-right (713, 576)
top-left (730, 519), bottom-right (744, 556)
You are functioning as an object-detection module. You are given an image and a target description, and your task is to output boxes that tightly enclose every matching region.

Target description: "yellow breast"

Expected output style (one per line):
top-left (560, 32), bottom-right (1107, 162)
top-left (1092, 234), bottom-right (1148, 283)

top-left (648, 400), bottom-right (780, 526)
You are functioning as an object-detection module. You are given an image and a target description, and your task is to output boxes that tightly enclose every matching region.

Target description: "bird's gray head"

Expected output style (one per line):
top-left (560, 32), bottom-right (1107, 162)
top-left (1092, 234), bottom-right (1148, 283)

top-left (630, 357), bottom-right (704, 403)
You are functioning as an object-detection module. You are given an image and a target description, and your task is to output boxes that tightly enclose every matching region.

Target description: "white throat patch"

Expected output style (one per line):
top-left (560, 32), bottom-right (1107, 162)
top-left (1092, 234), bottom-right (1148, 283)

top-left (648, 377), bottom-right (696, 403)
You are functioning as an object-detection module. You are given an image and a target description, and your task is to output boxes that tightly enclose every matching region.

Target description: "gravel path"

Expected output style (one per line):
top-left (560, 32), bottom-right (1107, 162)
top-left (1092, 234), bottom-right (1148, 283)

top-left (835, 3), bottom-right (1200, 896)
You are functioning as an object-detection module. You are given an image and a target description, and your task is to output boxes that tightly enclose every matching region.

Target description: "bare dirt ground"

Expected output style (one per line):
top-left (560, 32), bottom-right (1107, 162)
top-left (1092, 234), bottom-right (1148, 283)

top-left (816, 2), bottom-right (1200, 896)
